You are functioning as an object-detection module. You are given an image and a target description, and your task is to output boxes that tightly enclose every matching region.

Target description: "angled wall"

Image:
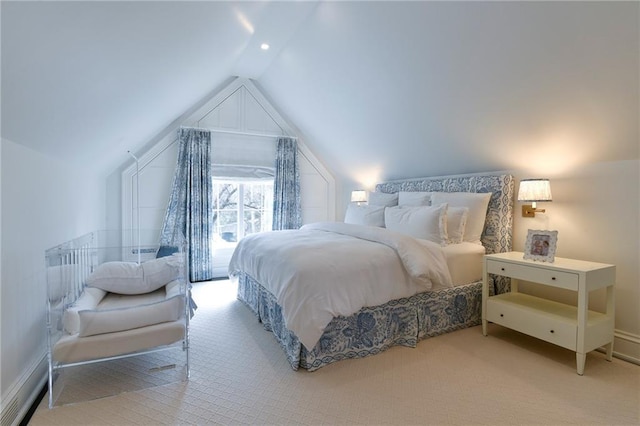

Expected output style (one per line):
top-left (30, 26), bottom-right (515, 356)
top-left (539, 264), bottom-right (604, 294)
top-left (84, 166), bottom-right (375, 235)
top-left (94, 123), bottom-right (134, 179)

top-left (118, 77), bottom-right (335, 256)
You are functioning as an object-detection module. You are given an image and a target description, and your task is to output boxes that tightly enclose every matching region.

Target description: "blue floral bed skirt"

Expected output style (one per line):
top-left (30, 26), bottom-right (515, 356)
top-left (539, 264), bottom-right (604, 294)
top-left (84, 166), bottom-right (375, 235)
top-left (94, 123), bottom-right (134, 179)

top-left (236, 272), bottom-right (496, 371)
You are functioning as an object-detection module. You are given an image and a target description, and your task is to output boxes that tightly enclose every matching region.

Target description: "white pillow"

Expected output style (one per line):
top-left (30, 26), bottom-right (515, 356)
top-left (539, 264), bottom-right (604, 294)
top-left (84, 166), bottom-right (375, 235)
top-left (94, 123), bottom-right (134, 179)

top-left (398, 191), bottom-right (433, 207)
top-left (446, 206), bottom-right (469, 244)
top-left (384, 204), bottom-right (448, 244)
top-left (344, 204), bottom-right (385, 227)
top-left (63, 287), bottom-right (107, 334)
top-left (430, 192), bottom-right (491, 244)
top-left (86, 255), bottom-right (182, 295)
top-left (78, 292), bottom-right (184, 337)
top-left (368, 192), bottom-right (398, 207)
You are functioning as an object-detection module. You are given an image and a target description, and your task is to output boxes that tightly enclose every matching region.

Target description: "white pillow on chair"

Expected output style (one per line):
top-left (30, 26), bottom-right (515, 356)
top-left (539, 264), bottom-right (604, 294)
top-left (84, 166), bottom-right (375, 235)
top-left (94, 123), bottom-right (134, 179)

top-left (86, 255), bottom-right (182, 295)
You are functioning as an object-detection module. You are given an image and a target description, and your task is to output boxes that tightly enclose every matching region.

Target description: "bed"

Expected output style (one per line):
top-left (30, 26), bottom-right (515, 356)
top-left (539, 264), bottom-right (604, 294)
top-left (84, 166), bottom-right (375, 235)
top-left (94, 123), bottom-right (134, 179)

top-left (230, 172), bottom-right (514, 371)
top-left (45, 231), bottom-right (190, 407)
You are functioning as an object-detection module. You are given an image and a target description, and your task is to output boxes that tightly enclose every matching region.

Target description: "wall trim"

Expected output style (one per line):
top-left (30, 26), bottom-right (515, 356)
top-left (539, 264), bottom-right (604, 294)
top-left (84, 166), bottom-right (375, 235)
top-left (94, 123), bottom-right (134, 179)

top-left (611, 329), bottom-right (640, 365)
top-left (1, 354), bottom-right (47, 426)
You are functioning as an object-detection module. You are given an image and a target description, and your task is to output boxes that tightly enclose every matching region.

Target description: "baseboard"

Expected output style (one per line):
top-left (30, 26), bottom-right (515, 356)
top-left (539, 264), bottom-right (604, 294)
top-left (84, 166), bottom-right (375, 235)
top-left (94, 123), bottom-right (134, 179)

top-left (612, 329), bottom-right (640, 365)
top-left (1, 354), bottom-right (48, 426)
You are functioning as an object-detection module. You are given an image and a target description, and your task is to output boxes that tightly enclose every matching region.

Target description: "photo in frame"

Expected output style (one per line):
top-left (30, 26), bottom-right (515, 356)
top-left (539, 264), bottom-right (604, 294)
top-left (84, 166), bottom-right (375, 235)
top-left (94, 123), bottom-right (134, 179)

top-left (523, 229), bottom-right (558, 262)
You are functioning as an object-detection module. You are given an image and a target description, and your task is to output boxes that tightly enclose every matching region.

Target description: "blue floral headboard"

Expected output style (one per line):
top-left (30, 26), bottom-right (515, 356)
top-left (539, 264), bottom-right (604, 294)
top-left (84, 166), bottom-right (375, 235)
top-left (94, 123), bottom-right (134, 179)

top-left (375, 173), bottom-right (514, 255)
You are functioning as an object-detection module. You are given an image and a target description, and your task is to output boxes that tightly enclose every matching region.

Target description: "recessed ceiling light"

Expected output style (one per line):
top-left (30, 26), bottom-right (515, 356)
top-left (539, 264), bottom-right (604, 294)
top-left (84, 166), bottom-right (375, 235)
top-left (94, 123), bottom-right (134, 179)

top-left (260, 43), bottom-right (270, 50)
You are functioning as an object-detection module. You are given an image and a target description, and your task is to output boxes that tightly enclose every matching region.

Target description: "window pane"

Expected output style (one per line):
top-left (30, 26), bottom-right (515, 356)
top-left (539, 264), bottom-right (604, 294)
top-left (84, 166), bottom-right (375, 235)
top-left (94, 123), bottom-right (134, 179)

top-left (244, 210), bottom-right (264, 235)
top-left (243, 182), bottom-right (273, 235)
top-left (214, 183), bottom-right (238, 209)
top-left (217, 211), bottom-right (237, 242)
top-left (212, 182), bottom-right (239, 247)
top-left (211, 180), bottom-right (273, 245)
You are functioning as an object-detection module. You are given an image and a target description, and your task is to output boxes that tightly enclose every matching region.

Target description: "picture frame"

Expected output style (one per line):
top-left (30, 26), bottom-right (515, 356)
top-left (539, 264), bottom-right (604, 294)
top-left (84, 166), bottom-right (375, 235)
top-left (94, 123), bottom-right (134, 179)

top-left (523, 229), bottom-right (558, 262)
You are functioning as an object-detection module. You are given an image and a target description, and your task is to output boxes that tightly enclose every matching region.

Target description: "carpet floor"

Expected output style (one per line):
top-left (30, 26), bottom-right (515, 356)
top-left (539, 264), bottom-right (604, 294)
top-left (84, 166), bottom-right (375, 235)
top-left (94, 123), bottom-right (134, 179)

top-left (29, 280), bottom-right (640, 425)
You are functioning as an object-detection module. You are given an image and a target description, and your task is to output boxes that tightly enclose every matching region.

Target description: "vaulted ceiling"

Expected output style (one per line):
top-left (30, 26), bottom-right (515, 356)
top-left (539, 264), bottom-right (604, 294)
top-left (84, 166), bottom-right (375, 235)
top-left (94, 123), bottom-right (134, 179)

top-left (2, 1), bottom-right (638, 184)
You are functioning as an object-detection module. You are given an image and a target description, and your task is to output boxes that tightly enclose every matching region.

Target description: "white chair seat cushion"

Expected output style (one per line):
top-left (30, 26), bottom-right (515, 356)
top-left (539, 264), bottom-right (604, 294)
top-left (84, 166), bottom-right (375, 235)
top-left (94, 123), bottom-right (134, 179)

top-left (68, 280), bottom-right (185, 337)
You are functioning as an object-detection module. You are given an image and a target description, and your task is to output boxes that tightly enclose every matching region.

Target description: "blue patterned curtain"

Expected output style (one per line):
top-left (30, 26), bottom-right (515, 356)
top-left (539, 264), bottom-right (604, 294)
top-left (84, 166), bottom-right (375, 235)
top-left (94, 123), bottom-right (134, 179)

top-left (160, 128), bottom-right (214, 282)
top-left (272, 137), bottom-right (301, 230)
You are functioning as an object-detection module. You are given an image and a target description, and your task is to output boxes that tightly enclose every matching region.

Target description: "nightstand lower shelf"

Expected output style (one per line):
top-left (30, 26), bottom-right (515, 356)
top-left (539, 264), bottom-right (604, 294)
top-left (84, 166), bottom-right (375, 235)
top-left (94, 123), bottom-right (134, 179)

top-left (486, 293), bottom-right (612, 352)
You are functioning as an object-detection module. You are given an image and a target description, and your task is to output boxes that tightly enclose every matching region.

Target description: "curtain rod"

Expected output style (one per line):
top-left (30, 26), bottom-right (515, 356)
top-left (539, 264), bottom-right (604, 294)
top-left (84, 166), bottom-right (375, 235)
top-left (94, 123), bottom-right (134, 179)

top-left (179, 125), bottom-right (297, 139)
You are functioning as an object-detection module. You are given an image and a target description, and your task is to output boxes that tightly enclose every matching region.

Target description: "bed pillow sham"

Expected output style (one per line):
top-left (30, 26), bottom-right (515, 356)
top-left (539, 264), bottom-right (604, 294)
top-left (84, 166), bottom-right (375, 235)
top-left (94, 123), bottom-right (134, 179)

top-left (86, 255), bottom-right (182, 295)
top-left (446, 206), bottom-right (469, 244)
top-left (344, 204), bottom-right (386, 227)
top-left (398, 191), bottom-right (433, 207)
top-left (430, 192), bottom-right (491, 244)
top-left (368, 191), bottom-right (399, 207)
top-left (384, 204), bottom-right (448, 245)
top-left (77, 281), bottom-right (185, 337)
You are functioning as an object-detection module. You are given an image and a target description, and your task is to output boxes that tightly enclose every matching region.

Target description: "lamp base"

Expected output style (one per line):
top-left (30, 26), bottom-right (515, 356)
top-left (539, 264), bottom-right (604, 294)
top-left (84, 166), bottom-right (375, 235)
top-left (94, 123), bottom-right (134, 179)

top-left (522, 204), bottom-right (546, 217)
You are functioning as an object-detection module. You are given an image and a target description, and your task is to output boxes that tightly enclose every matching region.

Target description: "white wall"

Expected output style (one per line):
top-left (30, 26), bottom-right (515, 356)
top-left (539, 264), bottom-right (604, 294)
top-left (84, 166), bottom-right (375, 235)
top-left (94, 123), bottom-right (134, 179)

top-left (512, 160), bottom-right (639, 362)
top-left (0, 139), bottom-right (105, 423)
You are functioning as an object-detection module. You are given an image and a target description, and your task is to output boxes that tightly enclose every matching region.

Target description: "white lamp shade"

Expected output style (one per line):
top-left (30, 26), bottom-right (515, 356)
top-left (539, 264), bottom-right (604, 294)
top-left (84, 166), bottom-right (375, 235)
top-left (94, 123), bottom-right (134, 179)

top-left (351, 190), bottom-right (367, 203)
top-left (518, 179), bottom-right (552, 202)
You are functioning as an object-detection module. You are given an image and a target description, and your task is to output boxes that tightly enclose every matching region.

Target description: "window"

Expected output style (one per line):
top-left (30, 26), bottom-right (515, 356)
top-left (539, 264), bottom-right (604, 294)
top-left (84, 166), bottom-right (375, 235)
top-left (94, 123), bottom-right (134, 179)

top-left (211, 180), bottom-right (273, 249)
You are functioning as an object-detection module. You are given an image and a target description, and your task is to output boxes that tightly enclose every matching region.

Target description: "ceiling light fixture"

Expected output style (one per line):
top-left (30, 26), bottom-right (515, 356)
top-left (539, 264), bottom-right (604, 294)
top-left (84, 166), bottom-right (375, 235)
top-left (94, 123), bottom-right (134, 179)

top-left (260, 43), bottom-right (270, 50)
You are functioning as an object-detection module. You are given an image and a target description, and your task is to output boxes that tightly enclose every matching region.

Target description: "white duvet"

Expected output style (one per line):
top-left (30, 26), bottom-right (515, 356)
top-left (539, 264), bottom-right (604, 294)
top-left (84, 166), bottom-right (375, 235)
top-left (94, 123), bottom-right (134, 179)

top-left (228, 222), bottom-right (453, 350)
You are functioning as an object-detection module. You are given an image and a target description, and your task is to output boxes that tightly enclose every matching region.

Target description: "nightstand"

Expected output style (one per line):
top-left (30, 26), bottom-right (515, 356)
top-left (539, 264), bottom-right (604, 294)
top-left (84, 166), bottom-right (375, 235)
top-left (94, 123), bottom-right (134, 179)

top-left (482, 251), bottom-right (615, 375)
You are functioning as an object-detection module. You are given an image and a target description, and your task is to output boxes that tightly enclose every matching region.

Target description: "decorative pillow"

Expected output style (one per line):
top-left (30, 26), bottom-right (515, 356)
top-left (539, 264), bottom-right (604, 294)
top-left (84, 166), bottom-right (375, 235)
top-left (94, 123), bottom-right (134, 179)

top-left (398, 191), bottom-right (433, 207)
top-left (78, 284), bottom-right (184, 337)
top-left (86, 255), bottom-right (182, 295)
top-left (368, 191), bottom-right (399, 207)
top-left (344, 204), bottom-right (386, 227)
top-left (430, 192), bottom-right (491, 244)
top-left (156, 245), bottom-right (180, 258)
top-left (446, 206), bottom-right (469, 244)
top-left (384, 204), bottom-right (448, 244)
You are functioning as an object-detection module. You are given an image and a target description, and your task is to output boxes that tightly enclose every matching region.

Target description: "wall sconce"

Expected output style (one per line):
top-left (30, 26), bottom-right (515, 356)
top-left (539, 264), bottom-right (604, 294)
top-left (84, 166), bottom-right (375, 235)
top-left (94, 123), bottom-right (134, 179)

top-left (518, 178), bottom-right (552, 217)
top-left (351, 190), bottom-right (367, 206)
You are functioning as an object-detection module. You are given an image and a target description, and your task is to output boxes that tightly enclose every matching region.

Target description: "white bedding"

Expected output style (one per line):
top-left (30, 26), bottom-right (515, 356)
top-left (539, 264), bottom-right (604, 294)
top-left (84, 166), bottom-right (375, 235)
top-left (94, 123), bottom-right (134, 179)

top-left (441, 242), bottom-right (486, 285)
top-left (228, 222), bottom-right (453, 350)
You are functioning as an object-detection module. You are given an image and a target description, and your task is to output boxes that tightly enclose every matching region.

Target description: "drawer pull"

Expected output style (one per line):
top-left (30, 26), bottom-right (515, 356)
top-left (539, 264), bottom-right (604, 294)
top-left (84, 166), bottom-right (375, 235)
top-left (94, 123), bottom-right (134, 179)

top-left (550, 330), bottom-right (555, 334)
top-left (551, 277), bottom-right (556, 281)
top-left (501, 267), bottom-right (505, 271)
top-left (500, 314), bottom-right (504, 317)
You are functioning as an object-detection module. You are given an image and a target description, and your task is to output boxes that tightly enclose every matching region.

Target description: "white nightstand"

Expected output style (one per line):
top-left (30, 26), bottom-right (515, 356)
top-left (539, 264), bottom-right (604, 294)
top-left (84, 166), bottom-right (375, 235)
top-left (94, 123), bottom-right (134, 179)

top-left (482, 251), bottom-right (615, 375)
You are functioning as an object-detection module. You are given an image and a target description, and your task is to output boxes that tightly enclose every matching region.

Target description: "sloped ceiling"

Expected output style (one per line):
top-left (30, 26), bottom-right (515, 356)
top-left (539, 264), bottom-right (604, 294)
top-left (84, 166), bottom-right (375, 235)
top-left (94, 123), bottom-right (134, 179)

top-left (1, 1), bottom-right (318, 174)
top-left (2, 1), bottom-right (638, 183)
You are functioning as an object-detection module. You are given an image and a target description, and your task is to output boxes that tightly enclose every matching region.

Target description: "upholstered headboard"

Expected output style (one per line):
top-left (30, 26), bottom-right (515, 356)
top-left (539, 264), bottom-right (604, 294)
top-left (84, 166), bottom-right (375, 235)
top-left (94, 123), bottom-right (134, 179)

top-left (375, 172), bottom-right (514, 255)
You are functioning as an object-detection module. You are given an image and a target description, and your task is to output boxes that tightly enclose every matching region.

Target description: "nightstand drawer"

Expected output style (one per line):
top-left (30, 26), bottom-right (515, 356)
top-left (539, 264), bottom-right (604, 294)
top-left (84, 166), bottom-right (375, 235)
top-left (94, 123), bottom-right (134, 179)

top-left (487, 297), bottom-right (577, 351)
top-left (487, 259), bottom-right (579, 290)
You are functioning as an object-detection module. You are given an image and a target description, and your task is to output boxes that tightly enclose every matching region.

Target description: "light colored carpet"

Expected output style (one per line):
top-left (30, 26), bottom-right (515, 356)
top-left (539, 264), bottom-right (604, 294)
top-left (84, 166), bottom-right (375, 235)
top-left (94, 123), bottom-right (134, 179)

top-left (30, 280), bottom-right (640, 425)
